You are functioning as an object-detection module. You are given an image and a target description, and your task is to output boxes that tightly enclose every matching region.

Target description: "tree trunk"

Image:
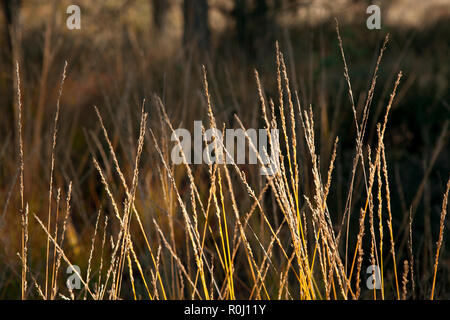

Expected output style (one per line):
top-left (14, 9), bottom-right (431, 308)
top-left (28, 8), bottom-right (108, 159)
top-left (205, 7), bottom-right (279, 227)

top-left (183, 0), bottom-right (210, 52)
top-left (152, 0), bottom-right (169, 31)
top-left (1, 0), bottom-right (22, 148)
top-left (232, 0), bottom-right (274, 56)
top-left (1, 0), bottom-right (21, 52)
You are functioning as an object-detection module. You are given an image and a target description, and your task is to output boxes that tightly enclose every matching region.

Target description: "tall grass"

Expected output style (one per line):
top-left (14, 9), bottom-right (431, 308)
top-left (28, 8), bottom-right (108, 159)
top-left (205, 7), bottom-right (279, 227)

top-left (3, 23), bottom-right (449, 300)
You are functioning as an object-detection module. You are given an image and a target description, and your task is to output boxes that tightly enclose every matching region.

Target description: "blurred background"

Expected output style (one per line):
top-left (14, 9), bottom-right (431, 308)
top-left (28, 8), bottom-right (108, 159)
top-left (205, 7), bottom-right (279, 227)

top-left (0, 0), bottom-right (449, 299)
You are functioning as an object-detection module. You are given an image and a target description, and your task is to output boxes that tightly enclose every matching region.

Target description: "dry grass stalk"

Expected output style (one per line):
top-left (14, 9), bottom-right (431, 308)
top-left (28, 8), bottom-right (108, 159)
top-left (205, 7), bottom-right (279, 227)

top-left (402, 260), bottom-right (409, 300)
top-left (45, 61), bottom-right (68, 300)
top-left (15, 62), bottom-right (27, 300)
top-left (51, 182), bottom-right (72, 299)
top-left (381, 141), bottom-right (400, 299)
top-left (430, 177), bottom-right (450, 300)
